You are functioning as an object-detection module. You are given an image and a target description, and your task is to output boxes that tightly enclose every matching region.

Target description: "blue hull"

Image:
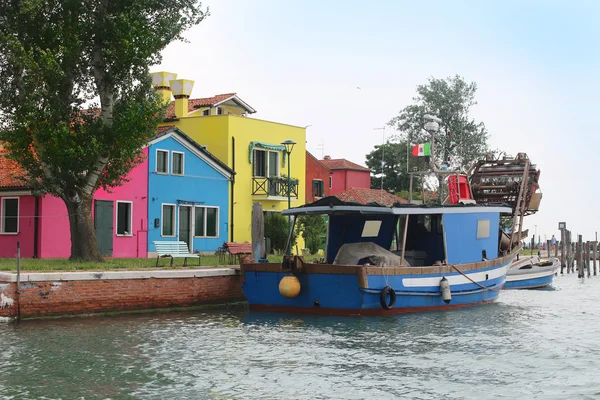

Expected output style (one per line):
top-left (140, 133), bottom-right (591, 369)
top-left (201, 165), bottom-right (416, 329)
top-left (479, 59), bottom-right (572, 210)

top-left (503, 273), bottom-right (555, 290)
top-left (242, 261), bottom-right (511, 315)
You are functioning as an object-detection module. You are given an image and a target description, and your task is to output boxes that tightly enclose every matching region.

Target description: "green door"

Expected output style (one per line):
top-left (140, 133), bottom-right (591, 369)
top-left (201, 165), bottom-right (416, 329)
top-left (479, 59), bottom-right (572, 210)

top-left (94, 200), bottom-right (113, 257)
top-left (178, 206), bottom-right (192, 252)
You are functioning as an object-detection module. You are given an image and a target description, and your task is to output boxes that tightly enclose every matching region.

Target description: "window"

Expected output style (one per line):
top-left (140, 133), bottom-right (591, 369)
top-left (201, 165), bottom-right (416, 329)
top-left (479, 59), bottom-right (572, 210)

top-left (477, 219), bottom-right (490, 239)
top-left (172, 151), bottom-right (184, 175)
top-left (217, 107), bottom-right (224, 115)
top-left (312, 180), bottom-right (324, 197)
top-left (253, 149), bottom-right (280, 177)
top-left (202, 109), bottom-right (210, 116)
top-left (253, 149), bottom-right (267, 177)
top-left (156, 150), bottom-right (169, 174)
top-left (361, 220), bottom-right (382, 237)
top-left (194, 206), bottom-right (219, 237)
top-left (329, 176), bottom-right (332, 189)
top-left (162, 204), bottom-right (176, 236)
top-left (1, 198), bottom-right (18, 234)
top-left (116, 201), bottom-right (132, 236)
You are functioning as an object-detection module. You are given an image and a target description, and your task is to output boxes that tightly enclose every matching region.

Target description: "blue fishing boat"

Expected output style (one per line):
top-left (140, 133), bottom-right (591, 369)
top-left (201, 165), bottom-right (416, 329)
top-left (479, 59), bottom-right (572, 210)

top-left (504, 255), bottom-right (559, 289)
top-left (242, 116), bottom-right (540, 315)
top-left (242, 199), bottom-right (520, 315)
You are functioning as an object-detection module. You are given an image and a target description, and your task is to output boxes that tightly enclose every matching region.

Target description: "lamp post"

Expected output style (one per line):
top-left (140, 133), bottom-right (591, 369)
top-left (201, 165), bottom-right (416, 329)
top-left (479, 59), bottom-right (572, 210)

top-left (281, 139), bottom-right (296, 255)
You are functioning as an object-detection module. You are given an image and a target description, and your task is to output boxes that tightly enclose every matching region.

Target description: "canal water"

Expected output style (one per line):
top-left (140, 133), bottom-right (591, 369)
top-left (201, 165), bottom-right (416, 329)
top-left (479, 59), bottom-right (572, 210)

top-left (1, 273), bottom-right (599, 400)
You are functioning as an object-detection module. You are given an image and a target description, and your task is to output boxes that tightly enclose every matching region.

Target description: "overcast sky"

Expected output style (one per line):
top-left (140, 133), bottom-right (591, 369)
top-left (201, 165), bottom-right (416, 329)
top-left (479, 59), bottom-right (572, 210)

top-left (155, 0), bottom-right (600, 242)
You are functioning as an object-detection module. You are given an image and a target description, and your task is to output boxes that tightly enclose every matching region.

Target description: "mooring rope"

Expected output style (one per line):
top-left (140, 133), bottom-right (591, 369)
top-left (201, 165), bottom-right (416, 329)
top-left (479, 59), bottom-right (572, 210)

top-left (448, 264), bottom-right (503, 292)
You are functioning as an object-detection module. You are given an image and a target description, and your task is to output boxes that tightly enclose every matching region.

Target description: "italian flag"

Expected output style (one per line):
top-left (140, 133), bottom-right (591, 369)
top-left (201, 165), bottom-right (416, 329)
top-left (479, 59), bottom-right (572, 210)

top-left (412, 143), bottom-right (431, 157)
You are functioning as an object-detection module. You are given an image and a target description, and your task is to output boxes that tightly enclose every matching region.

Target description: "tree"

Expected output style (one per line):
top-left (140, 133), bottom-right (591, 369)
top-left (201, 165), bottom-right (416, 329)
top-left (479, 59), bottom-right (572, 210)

top-left (389, 75), bottom-right (489, 171)
top-left (0, 0), bottom-right (208, 261)
top-left (365, 141), bottom-right (427, 193)
top-left (264, 212), bottom-right (297, 254)
top-left (296, 215), bottom-right (327, 255)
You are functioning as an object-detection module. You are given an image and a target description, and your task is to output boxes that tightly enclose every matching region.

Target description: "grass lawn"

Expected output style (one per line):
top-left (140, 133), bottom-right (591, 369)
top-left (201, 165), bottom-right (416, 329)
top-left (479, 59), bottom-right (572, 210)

top-left (0, 254), bottom-right (286, 272)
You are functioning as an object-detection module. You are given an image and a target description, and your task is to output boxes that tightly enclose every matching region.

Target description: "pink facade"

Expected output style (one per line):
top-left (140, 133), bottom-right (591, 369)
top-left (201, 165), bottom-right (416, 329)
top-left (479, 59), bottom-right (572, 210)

top-left (0, 149), bottom-right (148, 258)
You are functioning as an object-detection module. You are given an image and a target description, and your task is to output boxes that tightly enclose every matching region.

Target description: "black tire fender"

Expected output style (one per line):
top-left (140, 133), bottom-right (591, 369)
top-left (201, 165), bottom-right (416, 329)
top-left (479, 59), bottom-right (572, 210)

top-left (379, 285), bottom-right (396, 310)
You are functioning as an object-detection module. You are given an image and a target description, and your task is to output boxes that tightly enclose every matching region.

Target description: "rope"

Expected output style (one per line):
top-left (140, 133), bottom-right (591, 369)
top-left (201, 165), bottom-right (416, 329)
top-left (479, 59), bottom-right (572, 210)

top-left (448, 263), bottom-right (503, 292)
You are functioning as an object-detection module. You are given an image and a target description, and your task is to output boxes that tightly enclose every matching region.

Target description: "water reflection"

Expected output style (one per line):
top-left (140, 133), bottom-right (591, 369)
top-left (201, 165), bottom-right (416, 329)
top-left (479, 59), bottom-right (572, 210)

top-left (1, 276), bottom-right (600, 399)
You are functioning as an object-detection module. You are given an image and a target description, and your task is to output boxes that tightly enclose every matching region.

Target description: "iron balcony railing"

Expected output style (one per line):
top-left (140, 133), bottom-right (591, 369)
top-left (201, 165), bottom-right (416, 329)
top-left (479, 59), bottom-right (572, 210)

top-left (252, 177), bottom-right (299, 198)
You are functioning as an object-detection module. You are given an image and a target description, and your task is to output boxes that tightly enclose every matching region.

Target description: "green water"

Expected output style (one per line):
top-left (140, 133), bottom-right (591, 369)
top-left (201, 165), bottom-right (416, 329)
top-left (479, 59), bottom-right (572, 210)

top-left (0, 273), bottom-right (599, 399)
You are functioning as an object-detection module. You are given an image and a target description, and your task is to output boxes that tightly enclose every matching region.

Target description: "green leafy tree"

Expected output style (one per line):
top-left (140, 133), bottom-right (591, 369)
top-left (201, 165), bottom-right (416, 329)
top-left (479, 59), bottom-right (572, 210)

top-left (389, 75), bottom-right (489, 171)
top-left (389, 76), bottom-right (490, 202)
top-left (0, 0), bottom-right (208, 261)
top-left (264, 212), bottom-right (297, 254)
top-left (296, 215), bottom-right (327, 255)
top-left (365, 141), bottom-right (427, 193)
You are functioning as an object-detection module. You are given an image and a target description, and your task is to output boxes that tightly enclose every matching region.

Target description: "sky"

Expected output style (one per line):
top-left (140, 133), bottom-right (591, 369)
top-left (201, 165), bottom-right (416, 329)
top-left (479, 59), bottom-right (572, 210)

top-left (155, 0), bottom-right (600, 242)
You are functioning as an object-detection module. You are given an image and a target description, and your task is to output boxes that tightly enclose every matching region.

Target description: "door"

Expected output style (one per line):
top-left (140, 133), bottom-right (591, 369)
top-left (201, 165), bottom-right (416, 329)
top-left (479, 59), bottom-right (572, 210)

top-left (178, 205), bottom-right (192, 252)
top-left (94, 200), bottom-right (113, 257)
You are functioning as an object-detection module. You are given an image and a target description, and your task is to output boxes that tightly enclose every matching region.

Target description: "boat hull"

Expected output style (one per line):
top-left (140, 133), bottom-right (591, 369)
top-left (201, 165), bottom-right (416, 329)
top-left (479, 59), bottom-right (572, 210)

top-left (242, 257), bottom-right (515, 315)
top-left (504, 259), bottom-right (560, 289)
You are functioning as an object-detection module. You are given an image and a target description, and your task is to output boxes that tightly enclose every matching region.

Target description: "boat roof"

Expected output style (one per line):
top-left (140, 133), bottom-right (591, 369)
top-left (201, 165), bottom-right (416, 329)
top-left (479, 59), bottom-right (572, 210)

top-left (282, 196), bottom-right (513, 216)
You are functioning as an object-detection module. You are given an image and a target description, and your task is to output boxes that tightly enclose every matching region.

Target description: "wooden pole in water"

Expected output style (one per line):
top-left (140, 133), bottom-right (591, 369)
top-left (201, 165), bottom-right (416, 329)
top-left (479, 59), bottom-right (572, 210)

top-left (251, 202), bottom-right (265, 262)
top-left (569, 231), bottom-right (575, 273)
top-left (594, 238), bottom-right (598, 276)
top-left (587, 241), bottom-right (591, 277)
top-left (577, 235), bottom-right (583, 278)
top-left (547, 239), bottom-right (551, 258)
top-left (560, 229), bottom-right (566, 274)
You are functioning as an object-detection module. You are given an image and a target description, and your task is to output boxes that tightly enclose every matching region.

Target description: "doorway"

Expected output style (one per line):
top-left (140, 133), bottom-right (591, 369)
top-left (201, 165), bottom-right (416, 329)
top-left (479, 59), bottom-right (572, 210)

top-left (178, 205), bottom-right (193, 252)
top-left (94, 200), bottom-right (113, 256)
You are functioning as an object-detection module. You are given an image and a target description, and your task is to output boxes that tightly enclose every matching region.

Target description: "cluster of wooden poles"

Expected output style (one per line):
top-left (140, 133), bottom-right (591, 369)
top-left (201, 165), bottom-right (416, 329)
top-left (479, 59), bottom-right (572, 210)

top-left (558, 230), bottom-right (598, 278)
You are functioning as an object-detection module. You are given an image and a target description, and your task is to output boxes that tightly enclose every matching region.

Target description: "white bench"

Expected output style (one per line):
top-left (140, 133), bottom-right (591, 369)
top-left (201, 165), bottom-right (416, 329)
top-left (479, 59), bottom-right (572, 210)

top-left (154, 241), bottom-right (200, 267)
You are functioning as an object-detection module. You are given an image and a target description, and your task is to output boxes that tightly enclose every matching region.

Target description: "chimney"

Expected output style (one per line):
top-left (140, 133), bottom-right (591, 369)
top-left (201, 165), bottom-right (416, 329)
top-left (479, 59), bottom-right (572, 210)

top-left (171, 78), bottom-right (195, 118)
top-left (323, 155), bottom-right (331, 160)
top-left (151, 71), bottom-right (178, 103)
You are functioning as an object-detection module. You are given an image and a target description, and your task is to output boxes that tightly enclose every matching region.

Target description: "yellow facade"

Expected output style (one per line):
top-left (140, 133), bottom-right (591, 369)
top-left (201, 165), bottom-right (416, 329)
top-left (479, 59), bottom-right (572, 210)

top-left (159, 114), bottom-right (306, 246)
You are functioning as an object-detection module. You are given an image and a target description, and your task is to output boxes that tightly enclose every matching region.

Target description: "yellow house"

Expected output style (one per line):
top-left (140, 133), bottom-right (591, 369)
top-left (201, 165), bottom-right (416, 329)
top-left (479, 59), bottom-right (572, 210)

top-left (151, 71), bottom-right (306, 246)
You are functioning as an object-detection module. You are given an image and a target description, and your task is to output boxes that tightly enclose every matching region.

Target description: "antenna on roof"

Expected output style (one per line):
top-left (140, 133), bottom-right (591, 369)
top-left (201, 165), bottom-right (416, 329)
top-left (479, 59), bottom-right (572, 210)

top-left (374, 126), bottom-right (386, 203)
top-left (316, 139), bottom-right (325, 159)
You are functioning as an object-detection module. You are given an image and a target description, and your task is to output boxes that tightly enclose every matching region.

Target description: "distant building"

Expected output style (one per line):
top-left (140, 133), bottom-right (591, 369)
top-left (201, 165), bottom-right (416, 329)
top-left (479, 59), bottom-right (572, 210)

top-left (305, 152), bottom-right (332, 204)
top-left (319, 156), bottom-right (370, 195)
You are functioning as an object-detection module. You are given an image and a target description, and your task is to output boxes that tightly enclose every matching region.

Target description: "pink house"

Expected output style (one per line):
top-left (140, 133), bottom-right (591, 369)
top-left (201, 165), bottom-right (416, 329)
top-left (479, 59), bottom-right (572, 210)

top-left (319, 156), bottom-right (371, 195)
top-left (0, 149), bottom-right (149, 258)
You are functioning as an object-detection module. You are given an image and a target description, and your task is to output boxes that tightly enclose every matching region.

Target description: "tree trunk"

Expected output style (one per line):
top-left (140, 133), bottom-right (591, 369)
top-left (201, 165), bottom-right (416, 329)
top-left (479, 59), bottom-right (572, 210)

top-left (64, 193), bottom-right (103, 262)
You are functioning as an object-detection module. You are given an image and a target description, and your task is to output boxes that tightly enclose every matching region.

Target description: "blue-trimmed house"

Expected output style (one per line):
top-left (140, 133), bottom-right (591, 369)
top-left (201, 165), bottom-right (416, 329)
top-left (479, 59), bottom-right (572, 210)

top-left (147, 127), bottom-right (234, 255)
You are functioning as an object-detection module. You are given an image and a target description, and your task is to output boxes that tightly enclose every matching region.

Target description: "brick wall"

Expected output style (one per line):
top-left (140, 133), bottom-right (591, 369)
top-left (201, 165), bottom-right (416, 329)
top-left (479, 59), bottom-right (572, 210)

top-left (0, 274), bottom-right (244, 319)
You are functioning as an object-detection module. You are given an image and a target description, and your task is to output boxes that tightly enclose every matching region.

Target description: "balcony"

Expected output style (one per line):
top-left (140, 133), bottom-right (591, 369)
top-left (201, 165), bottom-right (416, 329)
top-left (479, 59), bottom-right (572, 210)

top-left (252, 177), bottom-right (299, 200)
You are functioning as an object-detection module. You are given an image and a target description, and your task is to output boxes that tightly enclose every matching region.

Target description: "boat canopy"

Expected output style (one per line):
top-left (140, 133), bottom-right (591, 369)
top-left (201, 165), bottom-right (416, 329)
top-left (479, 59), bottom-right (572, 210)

top-left (282, 196), bottom-right (512, 216)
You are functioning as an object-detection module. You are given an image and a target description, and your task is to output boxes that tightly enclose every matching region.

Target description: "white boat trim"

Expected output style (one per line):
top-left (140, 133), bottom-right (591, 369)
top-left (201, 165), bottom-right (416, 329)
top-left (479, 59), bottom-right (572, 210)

top-left (403, 264), bottom-right (509, 287)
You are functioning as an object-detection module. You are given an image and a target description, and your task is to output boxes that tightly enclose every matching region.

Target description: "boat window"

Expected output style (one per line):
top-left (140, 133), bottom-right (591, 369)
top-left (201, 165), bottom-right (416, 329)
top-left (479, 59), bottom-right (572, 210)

top-left (361, 220), bottom-right (382, 237)
top-left (477, 219), bottom-right (490, 239)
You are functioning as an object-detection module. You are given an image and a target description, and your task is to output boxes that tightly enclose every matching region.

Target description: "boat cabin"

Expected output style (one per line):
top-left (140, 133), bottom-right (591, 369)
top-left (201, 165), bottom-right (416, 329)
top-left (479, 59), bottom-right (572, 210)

top-left (284, 197), bottom-right (512, 267)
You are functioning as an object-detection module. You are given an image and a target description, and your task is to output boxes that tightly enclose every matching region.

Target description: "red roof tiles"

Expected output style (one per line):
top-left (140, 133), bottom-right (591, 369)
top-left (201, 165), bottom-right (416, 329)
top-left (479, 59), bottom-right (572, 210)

top-left (335, 187), bottom-right (408, 207)
top-left (0, 154), bottom-right (28, 189)
top-left (320, 158), bottom-right (370, 172)
top-left (165, 93), bottom-right (239, 119)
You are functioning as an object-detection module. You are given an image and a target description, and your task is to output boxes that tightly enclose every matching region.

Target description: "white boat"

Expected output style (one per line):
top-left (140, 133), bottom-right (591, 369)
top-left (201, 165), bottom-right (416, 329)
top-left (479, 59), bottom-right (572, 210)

top-left (504, 255), bottom-right (559, 289)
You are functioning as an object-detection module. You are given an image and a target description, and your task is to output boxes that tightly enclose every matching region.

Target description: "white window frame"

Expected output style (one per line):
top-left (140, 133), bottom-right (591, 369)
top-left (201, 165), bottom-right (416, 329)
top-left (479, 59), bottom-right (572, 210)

top-left (193, 206), bottom-right (220, 238)
top-left (161, 203), bottom-right (177, 237)
top-left (172, 151), bottom-right (185, 176)
top-left (115, 200), bottom-right (133, 236)
top-left (329, 176), bottom-right (333, 189)
top-left (217, 107), bottom-right (224, 115)
top-left (1, 197), bottom-right (19, 235)
top-left (156, 149), bottom-right (169, 174)
top-left (202, 108), bottom-right (210, 116)
top-left (253, 149), bottom-right (280, 178)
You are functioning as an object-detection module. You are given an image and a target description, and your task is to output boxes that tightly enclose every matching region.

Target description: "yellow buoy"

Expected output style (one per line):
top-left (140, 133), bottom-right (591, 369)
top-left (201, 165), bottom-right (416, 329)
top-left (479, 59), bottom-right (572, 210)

top-left (279, 275), bottom-right (301, 298)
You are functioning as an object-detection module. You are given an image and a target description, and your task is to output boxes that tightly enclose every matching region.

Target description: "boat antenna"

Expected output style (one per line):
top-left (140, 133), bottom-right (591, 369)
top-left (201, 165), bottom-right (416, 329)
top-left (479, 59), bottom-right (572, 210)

top-left (374, 126), bottom-right (386, 203)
